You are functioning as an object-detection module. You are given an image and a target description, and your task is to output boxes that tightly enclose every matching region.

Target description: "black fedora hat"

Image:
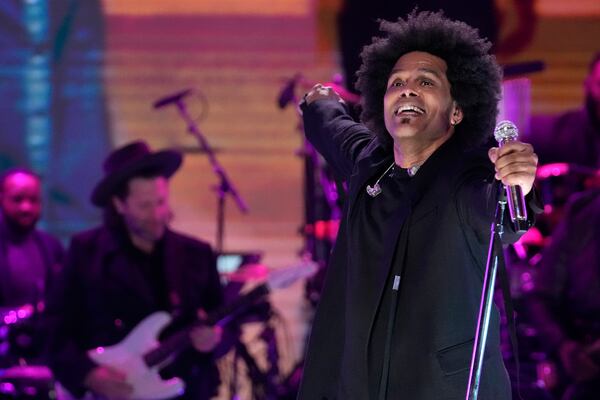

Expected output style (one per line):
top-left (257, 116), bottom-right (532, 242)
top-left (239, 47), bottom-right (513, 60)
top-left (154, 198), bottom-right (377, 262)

top-left (91, 141), bottom-right (182, 207)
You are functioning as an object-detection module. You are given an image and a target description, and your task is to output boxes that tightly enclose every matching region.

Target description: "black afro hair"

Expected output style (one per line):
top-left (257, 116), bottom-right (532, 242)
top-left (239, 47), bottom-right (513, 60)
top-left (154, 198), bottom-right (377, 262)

top-left (355, 10), bottom-right (502, 149)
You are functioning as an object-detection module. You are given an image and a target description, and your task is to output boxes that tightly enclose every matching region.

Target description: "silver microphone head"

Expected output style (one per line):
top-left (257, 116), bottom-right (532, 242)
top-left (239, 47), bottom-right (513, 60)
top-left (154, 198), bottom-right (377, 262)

top-left (494, 120), bottom-right (519, 143)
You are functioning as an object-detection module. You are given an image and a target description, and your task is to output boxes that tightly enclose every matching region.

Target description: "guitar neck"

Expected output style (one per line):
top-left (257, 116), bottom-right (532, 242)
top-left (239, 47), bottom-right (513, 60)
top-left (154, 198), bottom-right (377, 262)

top-left (144, 283), bottom-right (271, 368)
top-left (205, 282), bottom-right (270, 326)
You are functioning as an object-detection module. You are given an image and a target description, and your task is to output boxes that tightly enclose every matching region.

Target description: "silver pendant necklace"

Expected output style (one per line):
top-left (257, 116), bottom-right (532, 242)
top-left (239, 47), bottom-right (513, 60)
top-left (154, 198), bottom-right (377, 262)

top-left (366, 162), bottom-right (395, 197)
top-left (365, 161), bottom-right (421, 197)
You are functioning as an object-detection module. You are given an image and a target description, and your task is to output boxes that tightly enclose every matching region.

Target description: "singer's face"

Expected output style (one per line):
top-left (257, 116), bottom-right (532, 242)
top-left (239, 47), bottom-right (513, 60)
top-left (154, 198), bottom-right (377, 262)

top-left (113, 176), bottom-right (172, 245)
top-left (383, 51), bottom-right (461, 146)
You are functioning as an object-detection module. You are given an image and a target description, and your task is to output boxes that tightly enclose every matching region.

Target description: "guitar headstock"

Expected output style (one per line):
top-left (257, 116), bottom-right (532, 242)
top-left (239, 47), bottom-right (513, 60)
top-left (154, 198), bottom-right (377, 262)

top-left (266, 260), bottom-right (319, 290)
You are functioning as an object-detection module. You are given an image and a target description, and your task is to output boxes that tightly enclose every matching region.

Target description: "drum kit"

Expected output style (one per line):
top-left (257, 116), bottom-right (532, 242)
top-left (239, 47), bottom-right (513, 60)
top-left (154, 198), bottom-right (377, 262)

top-left (0, 305), bottom-right (55, 399)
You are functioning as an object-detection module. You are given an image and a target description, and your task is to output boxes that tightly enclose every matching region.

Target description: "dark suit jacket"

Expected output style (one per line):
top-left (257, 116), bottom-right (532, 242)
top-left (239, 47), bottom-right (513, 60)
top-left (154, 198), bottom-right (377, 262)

top-left (0, 215), bottom-right (64, 365)
top-left (45, 225), bottom-right (223, 399)
top-left (0, 216), bottom-right (64, 307)
top-left (298, 100), bottom-right (538, 399)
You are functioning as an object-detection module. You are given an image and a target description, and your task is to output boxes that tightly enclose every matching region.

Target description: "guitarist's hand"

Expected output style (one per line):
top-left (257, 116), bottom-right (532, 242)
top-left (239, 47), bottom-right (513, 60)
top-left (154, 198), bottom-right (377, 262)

top-left (559, 340), bottom-right (600, 382)
top-left (84, 365), bottom-right (133, 399)
top-left (190, 325), bottom-right (222, 353)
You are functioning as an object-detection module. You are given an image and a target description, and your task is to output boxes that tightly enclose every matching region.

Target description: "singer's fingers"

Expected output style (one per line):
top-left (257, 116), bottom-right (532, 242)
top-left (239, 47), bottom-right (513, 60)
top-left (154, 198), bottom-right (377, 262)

top-left (303, 84), bottom-right (343, 105)
top-left (494, 141), bottom-right (535, 160)
top-left (493, 145), bottom-right (538, 172)
top-left (494, 152), bottom-right (538, 173)
top-left (493, 141), bottom-right (538, 196)
top-left (495, 161), bottom-right (537, 195)
top-left (494, 150), bottom-right (538, 178)
top-left (495, 161), bottom-right (537, 181)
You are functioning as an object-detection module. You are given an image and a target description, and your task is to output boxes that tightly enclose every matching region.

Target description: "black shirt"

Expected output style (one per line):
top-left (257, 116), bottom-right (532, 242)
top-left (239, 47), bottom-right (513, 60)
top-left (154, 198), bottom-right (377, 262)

top-left (121, 232), bottom-right (170, 312)
top-left (354, 164), bottom-right (414, 398)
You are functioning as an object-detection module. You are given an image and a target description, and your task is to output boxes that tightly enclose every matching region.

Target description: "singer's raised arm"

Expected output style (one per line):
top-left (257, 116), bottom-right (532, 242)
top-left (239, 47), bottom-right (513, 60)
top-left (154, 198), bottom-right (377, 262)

top-left (300, 96), bottom-right (375, 180)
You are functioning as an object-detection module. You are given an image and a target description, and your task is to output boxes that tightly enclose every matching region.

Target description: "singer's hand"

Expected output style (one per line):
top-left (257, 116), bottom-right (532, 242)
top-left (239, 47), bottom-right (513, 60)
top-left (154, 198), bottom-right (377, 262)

top-left (302, 84), bottom-right (343, 106)
top-left (488, 141), bottom-right (538, 195)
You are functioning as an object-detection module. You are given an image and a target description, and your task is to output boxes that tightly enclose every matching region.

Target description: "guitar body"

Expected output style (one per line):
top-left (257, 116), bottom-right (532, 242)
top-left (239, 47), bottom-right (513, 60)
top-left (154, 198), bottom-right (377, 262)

top-left (87, 312), bottom-right (185, 400)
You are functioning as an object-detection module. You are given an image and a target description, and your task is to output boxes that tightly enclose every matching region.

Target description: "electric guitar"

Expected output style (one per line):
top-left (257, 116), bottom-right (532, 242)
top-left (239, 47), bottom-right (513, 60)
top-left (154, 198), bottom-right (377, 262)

top-left (58, 261), bottom-right (317, 400)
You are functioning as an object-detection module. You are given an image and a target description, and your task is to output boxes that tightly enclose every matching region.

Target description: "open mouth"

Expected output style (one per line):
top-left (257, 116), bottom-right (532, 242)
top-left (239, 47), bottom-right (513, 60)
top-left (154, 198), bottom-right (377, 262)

top-left (394, 104), bottom-right (425, 116)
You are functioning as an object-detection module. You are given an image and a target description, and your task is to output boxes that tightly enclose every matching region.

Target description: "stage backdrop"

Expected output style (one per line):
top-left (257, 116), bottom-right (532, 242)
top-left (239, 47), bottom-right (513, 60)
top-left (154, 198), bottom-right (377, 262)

top-left (0, 1), bottom-right (598, 398)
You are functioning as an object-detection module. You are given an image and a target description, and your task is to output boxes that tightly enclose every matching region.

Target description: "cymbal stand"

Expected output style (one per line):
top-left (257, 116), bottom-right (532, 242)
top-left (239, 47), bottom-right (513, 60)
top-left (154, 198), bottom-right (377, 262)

top-left (171, 99), bottom-right (248, 252)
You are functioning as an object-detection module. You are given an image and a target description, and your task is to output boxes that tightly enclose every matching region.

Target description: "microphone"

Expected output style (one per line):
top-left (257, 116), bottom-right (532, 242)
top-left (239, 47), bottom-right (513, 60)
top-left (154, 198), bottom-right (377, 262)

top-left (494, 120), bottom-right (529, 233)
top-left (153, 88), bottom-right (193, 109)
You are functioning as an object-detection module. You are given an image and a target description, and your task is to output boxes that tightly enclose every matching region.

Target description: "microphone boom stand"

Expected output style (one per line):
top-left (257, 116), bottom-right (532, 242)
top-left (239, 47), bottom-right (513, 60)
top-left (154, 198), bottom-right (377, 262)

top-left (465, 183), bottom-right (507, 400)
top-left (171, 99), bottom-right (249, 252)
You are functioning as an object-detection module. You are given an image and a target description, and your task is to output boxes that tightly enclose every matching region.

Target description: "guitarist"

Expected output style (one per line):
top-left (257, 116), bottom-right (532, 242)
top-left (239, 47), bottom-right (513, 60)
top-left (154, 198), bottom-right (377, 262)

top-left (45, 141), bottom-right (225, 399)
top-left (525, 185), bottom-right (600, 399)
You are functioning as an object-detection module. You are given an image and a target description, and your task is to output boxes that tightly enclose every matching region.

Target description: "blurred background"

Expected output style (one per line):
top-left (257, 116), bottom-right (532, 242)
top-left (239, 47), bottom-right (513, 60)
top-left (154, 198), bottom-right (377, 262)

top-left (0, 0), bottom-right (599, 399)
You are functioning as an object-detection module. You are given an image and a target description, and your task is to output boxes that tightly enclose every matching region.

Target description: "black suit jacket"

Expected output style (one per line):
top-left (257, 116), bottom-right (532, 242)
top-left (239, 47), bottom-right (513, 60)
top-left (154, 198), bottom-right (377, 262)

top-left (45, 225), bottom-right (223, 399)
top-left (298, 100), bottom-right (539, 399)
top-left (0, 215), bottom-right (64, 364)
top-left (0, 218), bottom-right (64, 307)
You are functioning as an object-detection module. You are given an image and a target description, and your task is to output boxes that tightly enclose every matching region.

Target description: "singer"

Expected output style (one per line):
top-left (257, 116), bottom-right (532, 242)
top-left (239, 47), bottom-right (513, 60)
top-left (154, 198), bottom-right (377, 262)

top-left (298, 11), bottom-right (541, 400)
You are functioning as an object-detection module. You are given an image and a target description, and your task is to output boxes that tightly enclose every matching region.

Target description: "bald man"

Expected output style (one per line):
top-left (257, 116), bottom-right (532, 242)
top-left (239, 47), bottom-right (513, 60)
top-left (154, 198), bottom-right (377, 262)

top-left (0, 169), bottom-right (64, 363)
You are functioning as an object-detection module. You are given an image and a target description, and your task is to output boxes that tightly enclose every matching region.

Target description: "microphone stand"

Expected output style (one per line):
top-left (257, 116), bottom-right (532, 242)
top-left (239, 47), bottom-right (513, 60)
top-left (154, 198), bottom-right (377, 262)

top-left (171, 99), bottom-right (249, 252)
top-left (465, 183), bottom-right (506, 400)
